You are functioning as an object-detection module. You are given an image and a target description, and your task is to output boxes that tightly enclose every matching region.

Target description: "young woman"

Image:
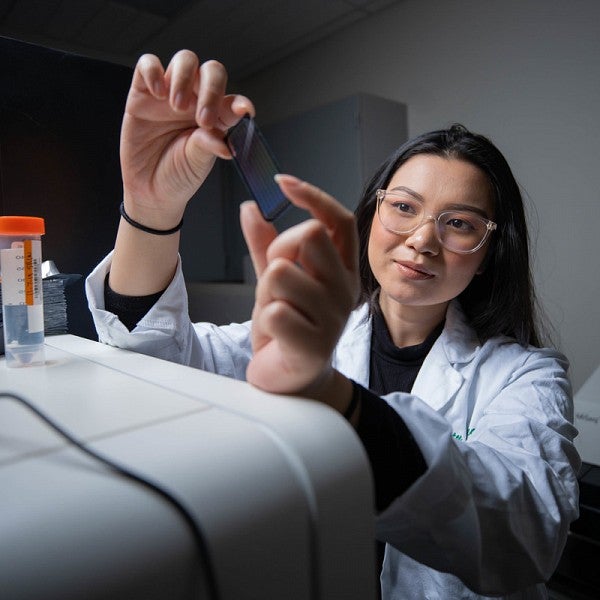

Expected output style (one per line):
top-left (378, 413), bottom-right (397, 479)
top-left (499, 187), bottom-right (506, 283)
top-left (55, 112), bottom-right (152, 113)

top-left (86, 51), bottom-right (580, 599)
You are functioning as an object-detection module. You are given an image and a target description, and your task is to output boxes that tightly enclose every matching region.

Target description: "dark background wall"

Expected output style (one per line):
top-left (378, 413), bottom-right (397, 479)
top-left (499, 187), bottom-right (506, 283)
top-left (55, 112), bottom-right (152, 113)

top-left (0, 36), bottom-right (133, 339)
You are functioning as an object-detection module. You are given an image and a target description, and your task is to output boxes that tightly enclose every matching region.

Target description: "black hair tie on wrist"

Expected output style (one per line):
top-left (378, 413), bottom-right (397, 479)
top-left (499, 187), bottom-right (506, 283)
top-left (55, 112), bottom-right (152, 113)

top-left (119, 201), bottom-right (183, 235)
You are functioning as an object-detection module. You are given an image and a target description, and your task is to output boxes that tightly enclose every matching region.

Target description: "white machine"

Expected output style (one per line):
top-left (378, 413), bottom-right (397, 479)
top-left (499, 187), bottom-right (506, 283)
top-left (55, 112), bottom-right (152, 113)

top-left (574, 364), bottom-right (600, 467)
top-left (0, 335), bottom-right (375, 600)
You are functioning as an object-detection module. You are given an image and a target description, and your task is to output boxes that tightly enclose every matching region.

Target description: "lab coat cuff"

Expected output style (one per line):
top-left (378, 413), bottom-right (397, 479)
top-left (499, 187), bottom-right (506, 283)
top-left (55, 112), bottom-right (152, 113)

top-left (85, 251), bottom-right (190, 358)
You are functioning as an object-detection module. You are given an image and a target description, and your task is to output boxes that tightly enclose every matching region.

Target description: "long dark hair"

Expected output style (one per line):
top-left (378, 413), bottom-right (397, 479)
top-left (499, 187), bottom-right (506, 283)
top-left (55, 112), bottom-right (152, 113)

top-left (355, 124), bottom-right (546, 347)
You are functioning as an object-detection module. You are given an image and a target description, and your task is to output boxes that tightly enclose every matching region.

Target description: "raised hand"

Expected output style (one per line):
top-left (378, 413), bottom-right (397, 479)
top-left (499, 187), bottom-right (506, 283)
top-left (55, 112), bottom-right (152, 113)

top-left (109, 51), bottom-right (254, 296)
top-left (120, 50), bottom-right (254, 230)
top-left (240, 175), bottom-right (359, 405)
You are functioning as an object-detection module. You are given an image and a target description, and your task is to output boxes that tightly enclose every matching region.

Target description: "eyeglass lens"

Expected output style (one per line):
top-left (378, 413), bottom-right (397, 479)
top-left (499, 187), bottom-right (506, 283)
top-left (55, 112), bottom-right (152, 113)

top-left (378, 192), bottom-right (492, 253)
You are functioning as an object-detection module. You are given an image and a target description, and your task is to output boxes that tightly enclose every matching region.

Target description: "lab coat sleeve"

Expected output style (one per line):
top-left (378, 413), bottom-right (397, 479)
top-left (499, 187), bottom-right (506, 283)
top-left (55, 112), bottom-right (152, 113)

top-left (85, 252), bottom-right (253, 380)
top-left (376, 346), bottom-right (580, 596)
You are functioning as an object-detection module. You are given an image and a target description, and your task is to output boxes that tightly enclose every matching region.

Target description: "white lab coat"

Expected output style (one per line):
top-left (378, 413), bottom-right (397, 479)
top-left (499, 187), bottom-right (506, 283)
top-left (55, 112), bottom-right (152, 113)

top-left (86, 253), bottom-right (580, 600)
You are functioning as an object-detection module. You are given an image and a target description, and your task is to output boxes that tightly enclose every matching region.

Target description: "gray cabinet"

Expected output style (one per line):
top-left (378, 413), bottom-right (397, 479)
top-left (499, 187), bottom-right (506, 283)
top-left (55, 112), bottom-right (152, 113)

top-left (181, 93), bottom-right (408, 287)
top-left (266, 93), bottom-right (408, 213)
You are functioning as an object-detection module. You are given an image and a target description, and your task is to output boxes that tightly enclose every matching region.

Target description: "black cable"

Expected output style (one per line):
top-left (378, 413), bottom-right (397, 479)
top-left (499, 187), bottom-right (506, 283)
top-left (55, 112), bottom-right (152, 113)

top-left (0, 391), bottom-right (220, 600)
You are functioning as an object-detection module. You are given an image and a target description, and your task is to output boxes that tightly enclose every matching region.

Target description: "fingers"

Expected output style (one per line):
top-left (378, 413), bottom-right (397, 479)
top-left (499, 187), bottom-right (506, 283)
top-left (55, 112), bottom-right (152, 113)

top-left (253, 220), bottom-right (354, 346)
top-left (245, 180), bottom-right (361, 398)
top-left (240, 201), bottom-right (278, 277)
top-left (195, 59), bottom-right (228, 126)
top-left (132, 53), bottom-right (166, 98)
top-left (274, 175), bottom-right (359, 275)
top-left (166, 49), bottom-right (200, 111)
top-left (253, 299), bottom-right (326, 360)
top-left (255, 257), bottom-right (322, 324)
top-left (249, 256), bottom-right (344, 394)
top-left (265, 219), bottom-right (354, 310)
top-left (133, 51), bottom-right (255, 131)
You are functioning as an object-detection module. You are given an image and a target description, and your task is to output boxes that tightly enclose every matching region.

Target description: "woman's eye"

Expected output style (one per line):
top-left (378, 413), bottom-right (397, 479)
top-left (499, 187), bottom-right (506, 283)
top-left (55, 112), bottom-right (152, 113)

top-left (446, 216), bottom-right (475, 231)
top-left (390, 201), bottom-right (416, 215)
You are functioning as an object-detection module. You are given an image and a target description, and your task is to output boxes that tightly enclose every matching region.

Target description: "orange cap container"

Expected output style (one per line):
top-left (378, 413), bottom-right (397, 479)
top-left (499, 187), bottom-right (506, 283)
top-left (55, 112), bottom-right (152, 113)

top-left (0, 216), bottom-right (45, 236)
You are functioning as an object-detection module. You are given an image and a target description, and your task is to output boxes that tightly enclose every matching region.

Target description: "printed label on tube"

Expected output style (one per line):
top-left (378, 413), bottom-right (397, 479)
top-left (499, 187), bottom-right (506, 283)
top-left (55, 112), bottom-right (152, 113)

top-left (0, 240), bottom-right (43, 306)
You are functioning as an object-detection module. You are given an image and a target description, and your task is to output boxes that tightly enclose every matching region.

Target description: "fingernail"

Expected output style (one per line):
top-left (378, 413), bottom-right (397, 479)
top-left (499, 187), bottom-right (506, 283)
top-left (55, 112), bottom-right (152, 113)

top-left (174, 91), bottom-right (187, 111)
top-left (274, 173), bottom-right (301, 188)
top-left (199, 106), bottom-right (215, 127)
top-left (153, 80), bottom-right (166, 98)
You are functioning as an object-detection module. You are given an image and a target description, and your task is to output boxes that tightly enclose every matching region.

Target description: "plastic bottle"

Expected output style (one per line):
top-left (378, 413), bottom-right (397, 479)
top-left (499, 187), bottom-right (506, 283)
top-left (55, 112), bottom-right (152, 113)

top-left (0, 216), bottom-right (45, 367)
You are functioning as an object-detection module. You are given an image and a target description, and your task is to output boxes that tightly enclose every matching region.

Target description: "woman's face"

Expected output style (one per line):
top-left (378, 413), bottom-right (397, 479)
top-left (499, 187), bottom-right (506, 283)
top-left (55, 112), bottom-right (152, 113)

top-left (368, 154), bottom-right (495, 317)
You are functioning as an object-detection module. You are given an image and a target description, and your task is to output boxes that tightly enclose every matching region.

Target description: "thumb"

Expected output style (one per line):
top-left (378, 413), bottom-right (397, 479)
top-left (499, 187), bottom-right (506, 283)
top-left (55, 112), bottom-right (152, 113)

top-left (240, 200), bottom-right (278, 278)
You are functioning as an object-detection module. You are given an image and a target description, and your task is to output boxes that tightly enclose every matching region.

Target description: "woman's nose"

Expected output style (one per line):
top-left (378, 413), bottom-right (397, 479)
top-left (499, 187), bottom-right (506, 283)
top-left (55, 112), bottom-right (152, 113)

top-left (404, 217), bottom-right (440, 254)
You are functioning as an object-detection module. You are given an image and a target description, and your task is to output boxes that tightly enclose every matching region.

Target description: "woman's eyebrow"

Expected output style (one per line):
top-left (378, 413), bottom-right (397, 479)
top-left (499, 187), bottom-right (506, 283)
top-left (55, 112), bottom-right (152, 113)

top-left (389, 186), bottom-right (424, 201)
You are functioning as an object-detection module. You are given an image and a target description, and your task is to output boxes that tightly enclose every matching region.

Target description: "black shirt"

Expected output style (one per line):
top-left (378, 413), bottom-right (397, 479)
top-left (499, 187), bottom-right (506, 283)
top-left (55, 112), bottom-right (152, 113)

top-left (362, 308), bottom-right (443, 590)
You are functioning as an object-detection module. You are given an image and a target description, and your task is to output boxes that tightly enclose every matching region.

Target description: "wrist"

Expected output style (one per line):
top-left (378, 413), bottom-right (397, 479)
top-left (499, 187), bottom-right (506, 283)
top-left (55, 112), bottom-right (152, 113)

top-left (120, 202), bottom-right (183, 236)
top-left (122, 197), bottom-right (185, 232)
top-left (300, 369), bottom-right (354, 420)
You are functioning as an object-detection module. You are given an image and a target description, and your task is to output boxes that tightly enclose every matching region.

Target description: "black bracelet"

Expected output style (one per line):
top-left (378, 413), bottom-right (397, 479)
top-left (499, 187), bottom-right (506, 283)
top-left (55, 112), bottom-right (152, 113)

top-left (119, 201), bottom-right (183, 235)
top-left (344, 381), bottom-right (361, 421)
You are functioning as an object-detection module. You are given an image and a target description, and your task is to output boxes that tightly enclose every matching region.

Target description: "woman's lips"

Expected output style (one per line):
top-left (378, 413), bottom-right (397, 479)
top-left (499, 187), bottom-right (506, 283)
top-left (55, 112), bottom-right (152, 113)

top-left (395, 261), bottom-right (435, 280)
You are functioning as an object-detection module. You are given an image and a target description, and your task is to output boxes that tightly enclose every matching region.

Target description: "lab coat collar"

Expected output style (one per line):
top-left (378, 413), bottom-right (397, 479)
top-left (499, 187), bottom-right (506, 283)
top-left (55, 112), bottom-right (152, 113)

top-left (335, 300), bottom-right (481, 412)
top-left (333, 304), bottom-right (372, 388)
top-left (412, 301), bottom-right (479, 410)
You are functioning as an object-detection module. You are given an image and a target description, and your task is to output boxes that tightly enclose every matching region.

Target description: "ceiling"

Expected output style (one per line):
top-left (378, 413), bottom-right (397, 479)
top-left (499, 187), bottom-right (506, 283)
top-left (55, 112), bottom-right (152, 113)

top-left (0, 0), bottom-right (401, 80)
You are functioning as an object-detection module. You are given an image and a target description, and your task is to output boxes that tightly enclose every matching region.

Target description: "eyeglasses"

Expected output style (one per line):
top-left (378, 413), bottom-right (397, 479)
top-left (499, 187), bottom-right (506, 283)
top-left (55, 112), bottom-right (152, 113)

top-left (375, 189), bottom-right (497, 254)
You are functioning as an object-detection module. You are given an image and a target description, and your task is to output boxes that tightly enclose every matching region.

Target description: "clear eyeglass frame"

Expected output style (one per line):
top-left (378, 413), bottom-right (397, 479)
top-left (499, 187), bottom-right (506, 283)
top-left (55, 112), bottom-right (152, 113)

top-left (375, 189), bottom-right (497, 254)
